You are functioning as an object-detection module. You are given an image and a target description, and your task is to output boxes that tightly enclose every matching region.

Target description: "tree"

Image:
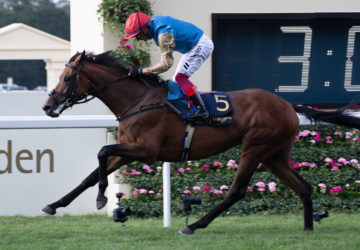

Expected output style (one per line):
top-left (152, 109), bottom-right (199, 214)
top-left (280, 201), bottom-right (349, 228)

top-left (0, 0), bottom-right (70, 89)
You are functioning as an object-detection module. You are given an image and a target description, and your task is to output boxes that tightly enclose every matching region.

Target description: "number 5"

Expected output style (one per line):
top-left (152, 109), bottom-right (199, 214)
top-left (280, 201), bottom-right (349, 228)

top-left (215, 95), bottom-right (229, 112)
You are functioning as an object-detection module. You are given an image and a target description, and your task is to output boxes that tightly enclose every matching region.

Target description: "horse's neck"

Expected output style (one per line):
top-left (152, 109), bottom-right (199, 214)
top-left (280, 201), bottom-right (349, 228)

top-left (85, 65), bottom-right (160, 117)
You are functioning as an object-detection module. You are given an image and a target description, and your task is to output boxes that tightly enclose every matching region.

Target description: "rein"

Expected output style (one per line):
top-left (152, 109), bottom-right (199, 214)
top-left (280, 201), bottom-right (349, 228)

top-left (49, 61), bottom-right (180, 121)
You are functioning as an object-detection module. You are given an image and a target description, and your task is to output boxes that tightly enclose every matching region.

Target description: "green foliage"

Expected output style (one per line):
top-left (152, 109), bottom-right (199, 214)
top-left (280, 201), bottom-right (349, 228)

top-left (97, 0), bottom-right (153, 32)
top-left (116, 125), bottom-right (360, 217)
top-left (97, 0), bottom-right (153, 68)
top-left (115, 39), bottom-right (151, 68)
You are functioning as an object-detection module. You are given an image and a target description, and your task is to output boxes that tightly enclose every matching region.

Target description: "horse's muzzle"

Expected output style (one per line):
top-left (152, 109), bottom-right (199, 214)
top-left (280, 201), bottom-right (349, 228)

top-left (42, 104), bottom-right (60, 117)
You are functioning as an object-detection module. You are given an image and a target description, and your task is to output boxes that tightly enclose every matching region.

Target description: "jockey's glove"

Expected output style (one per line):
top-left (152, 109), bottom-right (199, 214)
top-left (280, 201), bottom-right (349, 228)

top-left (129, 67), bottom-right (142, 78)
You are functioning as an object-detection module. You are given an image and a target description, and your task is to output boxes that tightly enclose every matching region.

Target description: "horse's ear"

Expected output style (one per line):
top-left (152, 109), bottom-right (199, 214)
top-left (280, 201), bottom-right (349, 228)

top-left (79, 50), bottom-right (86, 62)
top-left (73, 50), bottom-right (86, 65)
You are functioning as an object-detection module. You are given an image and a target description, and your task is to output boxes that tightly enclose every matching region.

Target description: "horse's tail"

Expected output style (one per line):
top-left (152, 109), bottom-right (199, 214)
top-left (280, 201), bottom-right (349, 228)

top-left (293, 103), bottom-right (360, 129)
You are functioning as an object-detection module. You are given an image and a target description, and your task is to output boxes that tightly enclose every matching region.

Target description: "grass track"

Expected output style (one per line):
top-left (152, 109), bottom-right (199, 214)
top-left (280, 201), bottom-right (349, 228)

top-left (1, 213), bottom-right (360, 249)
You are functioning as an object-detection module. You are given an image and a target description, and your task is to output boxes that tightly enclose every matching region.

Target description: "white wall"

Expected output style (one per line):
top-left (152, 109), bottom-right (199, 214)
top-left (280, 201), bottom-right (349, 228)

top-left (0, 128), bottom-right (107, 216)
top-left (0, 91), bottom-right (118, 216)
top-left (70, 0), bottom-right (105, 54)
top-left (0, 91), bottom-right (108, 116)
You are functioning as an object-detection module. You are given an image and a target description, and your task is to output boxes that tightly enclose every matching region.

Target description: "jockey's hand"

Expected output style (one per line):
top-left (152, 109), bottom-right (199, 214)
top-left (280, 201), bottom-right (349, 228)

top-left (128, 67), bottom-right (142, 78)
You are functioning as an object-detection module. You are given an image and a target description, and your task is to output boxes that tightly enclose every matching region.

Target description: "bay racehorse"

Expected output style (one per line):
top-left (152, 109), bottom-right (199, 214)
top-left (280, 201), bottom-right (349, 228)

top-left (42, 51), bottom-right (360, 234)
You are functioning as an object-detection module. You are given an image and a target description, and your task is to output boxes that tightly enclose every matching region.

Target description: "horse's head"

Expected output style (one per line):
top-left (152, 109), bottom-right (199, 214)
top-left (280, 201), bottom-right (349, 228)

top-left (43, 51), bottom-right (90, 117)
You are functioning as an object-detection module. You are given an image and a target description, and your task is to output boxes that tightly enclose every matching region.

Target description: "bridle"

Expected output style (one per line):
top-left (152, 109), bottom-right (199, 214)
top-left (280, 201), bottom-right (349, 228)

top-left (48, 61), bottom-right (180, 121)
top-left (48, 62), bottom-right (129, 110)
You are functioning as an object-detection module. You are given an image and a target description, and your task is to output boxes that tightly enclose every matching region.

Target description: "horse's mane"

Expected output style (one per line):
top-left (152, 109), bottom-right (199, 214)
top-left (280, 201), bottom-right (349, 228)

top-left (69, 51), bottom-right (166, 86)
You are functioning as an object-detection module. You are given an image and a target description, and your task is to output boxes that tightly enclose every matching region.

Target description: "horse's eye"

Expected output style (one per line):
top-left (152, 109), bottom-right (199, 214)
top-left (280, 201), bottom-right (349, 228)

top-left (64, 76), bottom-right (71, 82)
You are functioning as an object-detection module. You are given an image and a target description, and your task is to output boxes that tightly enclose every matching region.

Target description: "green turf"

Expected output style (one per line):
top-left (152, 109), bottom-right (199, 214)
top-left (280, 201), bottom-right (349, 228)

top-left (1, 213), bottom-right (359, 249)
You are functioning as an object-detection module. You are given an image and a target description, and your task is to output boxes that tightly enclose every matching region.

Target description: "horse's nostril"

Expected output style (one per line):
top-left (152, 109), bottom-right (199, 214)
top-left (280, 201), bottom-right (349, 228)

top-left (42, 104), bottom-right (51, 111)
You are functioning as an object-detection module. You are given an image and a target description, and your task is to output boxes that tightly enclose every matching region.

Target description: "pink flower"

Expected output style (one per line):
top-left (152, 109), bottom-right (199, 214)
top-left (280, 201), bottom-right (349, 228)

top-left (329, 186), bottom-right (343, 194)
top-left (142, 165), bottom-right (153, 174)
top-left (256, 182), bottom-right (266, 188)
top-left (211, 189), bottom-right (223, 195)
top-left (334, 130), bottom-right (342, 136)
top-left (299, 130), bottom-right (311, 137)
top-left (324, 157), bottom-right (333, 163)
top-left (124, 44), bottom-right (132, 50)
top-left (318, 183), bottom-right (327, 194)
top-left (314, 132), bottom-right (321, 142)
top-left (331, 166), bottom-right (339, 171)
top-left (132, 189), bottom-right (139, 195)
top-left (139, 189), bottom-right (148, 194)
top-left (193, 186), bottom-right (201, 191)
top-left (119, 38), bottom-right (128, 45)
top-left (148, 190), bottom-right (155, 194)
top-left (247, 186), bottom-right (254, 192)
top-left (226, 160), bottom-right (236, 166)
top-left (213, 161), bottom-right (223, 167)
top-left (257, 163), bottom-right (263, 169)
top-left (202, 164), bottom-right (210, 169)
top-left (220, 185), bottom-right (229, 190)
top-left (178, 168), bottom-right (185, 173)
top-left (183, 190), bottom-right (192, 194)
top-left (350, 159), bottom-right (359, 164)
top-left (292, 163), bottom-right (299, 168)
top-left (337, 158), bottom-right (347, 164)
top-left (310, 163), bottom-right (317, 168)
top-left (345, 132), bottom-right (353, 139)
top-left (131, 169), bottom-right (141, 175)
top-left (203, 186), bottom-right (211, 191)
top-left (258, 188), bottom-right (265, 192)
top-left (299, 162), bottom-right (309, 167)
top-left (268, 182), bottom-right (277, 192)
top-left (355, 180), bottom-right (360, 185)
top-left (318, 183), bottom-right (327, 188)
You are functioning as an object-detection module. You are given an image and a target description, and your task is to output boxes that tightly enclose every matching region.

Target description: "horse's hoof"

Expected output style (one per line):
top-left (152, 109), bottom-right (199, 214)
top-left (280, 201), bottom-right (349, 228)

top-left (96, 196), bottom-right (108, 210)
top-left (41, 205), bottom-right (56, 215)
top-left (179, 226), bottom-right (194, 235)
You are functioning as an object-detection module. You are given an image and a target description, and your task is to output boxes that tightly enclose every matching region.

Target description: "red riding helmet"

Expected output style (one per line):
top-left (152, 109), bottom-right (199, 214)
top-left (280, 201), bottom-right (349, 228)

top-left (124, 12), bottom-right (151, 39)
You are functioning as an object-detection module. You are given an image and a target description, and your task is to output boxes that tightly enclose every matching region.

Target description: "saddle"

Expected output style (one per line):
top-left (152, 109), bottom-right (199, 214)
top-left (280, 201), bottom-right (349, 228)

top-left (167, 81), bottom-right (233, 127)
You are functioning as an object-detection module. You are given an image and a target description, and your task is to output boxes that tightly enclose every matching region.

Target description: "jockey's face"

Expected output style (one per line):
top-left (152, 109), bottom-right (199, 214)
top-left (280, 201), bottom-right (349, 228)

top-left (135, 27), bottom-right (149, 41)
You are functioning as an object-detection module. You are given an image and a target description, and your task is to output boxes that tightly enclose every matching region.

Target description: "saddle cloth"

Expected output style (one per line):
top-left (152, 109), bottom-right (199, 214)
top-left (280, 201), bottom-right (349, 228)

top-left (167, 81), bottom-right (234, 126)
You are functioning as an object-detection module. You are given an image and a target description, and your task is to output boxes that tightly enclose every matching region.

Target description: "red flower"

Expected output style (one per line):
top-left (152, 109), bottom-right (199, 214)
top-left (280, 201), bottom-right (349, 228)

top-left (202, 186), bottom-right (211, 191)
top-left (124, 44), bottom-right (132, 50)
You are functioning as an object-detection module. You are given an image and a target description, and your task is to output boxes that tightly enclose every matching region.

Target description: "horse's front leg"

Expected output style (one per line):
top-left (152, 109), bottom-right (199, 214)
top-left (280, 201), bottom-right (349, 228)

top-left (96, 143), bottom-right (149, 209)
top-left (41, 157), bottom-right (123, 215)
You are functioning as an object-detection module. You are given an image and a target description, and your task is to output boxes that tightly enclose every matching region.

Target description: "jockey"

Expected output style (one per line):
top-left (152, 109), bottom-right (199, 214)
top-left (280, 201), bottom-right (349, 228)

top-left (124, 12), bottom-right (214, 120)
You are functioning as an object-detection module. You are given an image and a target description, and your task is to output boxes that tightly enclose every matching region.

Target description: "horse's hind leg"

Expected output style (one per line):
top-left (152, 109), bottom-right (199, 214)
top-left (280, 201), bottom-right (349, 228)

top-left (180, 150), bottom-right (259, 235)
top-left (263, 143), bottom-right (313, 230)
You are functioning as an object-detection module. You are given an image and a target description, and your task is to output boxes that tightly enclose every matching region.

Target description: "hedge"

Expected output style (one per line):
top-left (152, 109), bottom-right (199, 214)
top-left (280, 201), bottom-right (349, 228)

top-left (116, 125), bottom-right (360, 217)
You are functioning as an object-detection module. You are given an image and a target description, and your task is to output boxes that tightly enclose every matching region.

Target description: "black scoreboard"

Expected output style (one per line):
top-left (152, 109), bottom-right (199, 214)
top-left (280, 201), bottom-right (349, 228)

top-left (212, 13), bottom-right (360, 107)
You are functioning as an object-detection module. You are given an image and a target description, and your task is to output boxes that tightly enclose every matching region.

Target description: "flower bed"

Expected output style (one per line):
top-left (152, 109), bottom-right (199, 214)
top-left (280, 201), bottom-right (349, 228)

top-left (118, 125), bottom-right (360, 217)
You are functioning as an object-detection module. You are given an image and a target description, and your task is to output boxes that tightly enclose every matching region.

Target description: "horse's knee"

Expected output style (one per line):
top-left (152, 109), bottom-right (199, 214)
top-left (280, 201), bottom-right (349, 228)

top-left (97, 145), bottom-right (109, 160)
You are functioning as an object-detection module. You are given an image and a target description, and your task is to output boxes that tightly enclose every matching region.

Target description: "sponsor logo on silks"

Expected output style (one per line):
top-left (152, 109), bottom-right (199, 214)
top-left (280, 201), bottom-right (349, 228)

top-left (183, 46), bottom-right (203, 69)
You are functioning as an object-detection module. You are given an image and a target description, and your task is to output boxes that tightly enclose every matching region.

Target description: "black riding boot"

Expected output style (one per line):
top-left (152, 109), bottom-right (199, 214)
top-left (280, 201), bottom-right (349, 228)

top-left (189, 93), bottom-right (209, 120)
